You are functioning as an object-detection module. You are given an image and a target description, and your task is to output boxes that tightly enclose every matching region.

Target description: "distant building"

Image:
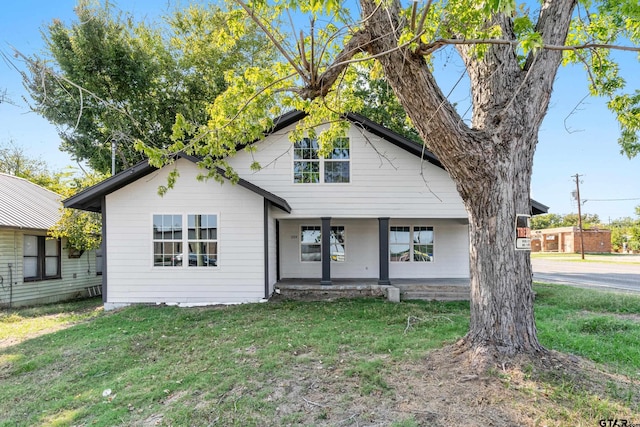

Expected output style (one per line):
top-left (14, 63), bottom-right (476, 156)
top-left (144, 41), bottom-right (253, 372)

top-left (0, 173), bottom-right (102, 307)
top-left (531, 226), bottom-right (611, 254)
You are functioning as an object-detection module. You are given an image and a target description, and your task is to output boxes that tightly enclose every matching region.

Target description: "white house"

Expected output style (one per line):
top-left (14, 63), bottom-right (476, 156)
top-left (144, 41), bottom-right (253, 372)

top-left (0, 173), bottom-right (102, 307)
top-left (64, 112), bottom-right (547, 309)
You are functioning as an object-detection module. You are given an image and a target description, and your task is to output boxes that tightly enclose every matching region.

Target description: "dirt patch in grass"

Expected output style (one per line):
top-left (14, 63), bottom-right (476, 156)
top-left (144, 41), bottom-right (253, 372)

top-left (201, 345), bottom-right (639, 426)
top-left (0, 301), bottom-right (102, 350)
top-left (0, 314), bottom-right (71, 349)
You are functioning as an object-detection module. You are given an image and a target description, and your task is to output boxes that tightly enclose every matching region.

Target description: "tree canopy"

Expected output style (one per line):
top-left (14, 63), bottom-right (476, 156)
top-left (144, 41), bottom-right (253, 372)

top-left (531, 212), bottom-right (602, 230)
top-left (48, 172), bottom-right (105, 252)
top-left (22, 0), bottom-right (273, 174)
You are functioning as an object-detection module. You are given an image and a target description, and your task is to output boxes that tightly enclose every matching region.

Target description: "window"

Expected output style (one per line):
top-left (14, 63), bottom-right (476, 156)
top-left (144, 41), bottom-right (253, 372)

top-left (96, 248), bottom-right (103, 275)
top-left (153, 214), bottom-right (183, 267)
top-left (300, 225), bottom-right (346, 262)
top-left (413, 226), bottom-right (434, 262)
top-left (23, 235), bottom-right (61, 281)
top-left (187, 214), bottom-right (218, 267)
top-left (300, 226), bottom-right (321, 262)
top-left (293, 138), bottom-right (319, 183)
top-left (153, 214), bottom-right (218, 267)
top-left (294, 137), bottom-right (350, 183)
top-left (390, 226), bottom-right (410, 262)
top-left (390, 226), bottom-right (434, 262)
top-left (324, 138), bottom-right (350, 183)
top-left (330, 226), bottom-right (346, 262)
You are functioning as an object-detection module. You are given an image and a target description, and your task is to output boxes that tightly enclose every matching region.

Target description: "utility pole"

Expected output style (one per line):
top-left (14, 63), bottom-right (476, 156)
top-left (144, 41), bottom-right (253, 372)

top-left (573, 174), bottom-right (585, 260)
top-left (111, 140), bottom-right (116, 176)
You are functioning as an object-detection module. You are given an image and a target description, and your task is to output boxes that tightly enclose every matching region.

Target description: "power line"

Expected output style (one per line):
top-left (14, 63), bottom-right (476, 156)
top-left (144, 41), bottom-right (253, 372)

top-left (584, 197), bottom-right (640, 202)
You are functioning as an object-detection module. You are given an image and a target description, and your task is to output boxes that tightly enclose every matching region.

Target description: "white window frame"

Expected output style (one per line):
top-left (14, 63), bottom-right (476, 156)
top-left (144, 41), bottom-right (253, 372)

top-left (186, 214), bottom-right (218, 267)
top-left (300, 225), bottom-right (321, 262)
top-left (152, 214), bottom-right (183, 267)
top-left (389, 226), bottom-right (434, 262)
top-left (152, 213), bottom-right (219, 268)
top-left (299, 225), bottom-right (346, 262)
top-left (330, 226), bottom-right (346, 262)
top-left (412, 226), bottom-right (434, 262)
top-left (293, 137), bottom-right (350, 184)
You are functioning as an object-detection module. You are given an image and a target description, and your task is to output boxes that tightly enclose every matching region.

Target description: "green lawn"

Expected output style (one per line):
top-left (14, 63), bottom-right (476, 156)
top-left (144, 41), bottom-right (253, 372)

top-left (1, 284), bottom-right (639, 426)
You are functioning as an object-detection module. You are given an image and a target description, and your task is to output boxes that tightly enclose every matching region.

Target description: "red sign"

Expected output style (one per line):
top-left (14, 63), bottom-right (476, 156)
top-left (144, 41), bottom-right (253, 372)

top-left (515, 214), bottom-right (531, 250)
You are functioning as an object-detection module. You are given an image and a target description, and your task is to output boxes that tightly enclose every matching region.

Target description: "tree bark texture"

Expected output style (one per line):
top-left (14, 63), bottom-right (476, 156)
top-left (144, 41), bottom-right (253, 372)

top-left (357, 0), bottom-right (577, 356)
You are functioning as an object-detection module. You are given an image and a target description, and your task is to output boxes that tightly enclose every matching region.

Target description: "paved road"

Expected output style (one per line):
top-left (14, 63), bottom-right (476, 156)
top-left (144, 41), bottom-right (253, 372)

top-left (532, 256), bottom-right (640, 293)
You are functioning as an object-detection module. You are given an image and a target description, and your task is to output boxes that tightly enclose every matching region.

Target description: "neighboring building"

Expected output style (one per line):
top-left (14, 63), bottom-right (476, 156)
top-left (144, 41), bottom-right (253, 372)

top-left (64, 111), bottom-right (548, 310)
top-left (0, 173), bottom-right (102, 307)
top-left (531, 226), bottom-right (612, 253)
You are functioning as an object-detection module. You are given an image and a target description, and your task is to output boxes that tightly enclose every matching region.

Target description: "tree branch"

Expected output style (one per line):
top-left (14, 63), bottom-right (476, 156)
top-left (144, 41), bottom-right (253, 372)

top-left (234, 0), bottom-right (309, 83)
top-left (11, 49), bottom-right (144, 133)
top-left (416, 38), bottom-right (640, 56)
top-left (296, 30), bottom-right (371, 99)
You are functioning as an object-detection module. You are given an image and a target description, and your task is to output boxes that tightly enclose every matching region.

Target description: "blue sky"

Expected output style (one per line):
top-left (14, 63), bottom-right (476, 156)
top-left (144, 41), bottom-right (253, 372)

top-left (1, 1), bottom-right (639, 222)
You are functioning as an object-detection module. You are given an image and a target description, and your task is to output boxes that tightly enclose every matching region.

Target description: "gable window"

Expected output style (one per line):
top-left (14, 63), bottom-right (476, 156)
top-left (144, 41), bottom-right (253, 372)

top-left (23, 235), bottom-right (61, 281)
top-left (293, 137), bottom-right (350, 183)
top-left (324, 138), bottom-right (350, 183)
top-left (300, 225), bottom-right (346, 262)
top-left (153, 214), bottom-right (218, 267)
top-left (390, 226), bottom-right (434, 262)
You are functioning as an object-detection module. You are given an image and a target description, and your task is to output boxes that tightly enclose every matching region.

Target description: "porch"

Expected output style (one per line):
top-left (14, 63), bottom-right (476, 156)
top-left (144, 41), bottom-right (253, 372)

top-left (273, 278), bottom-right (470, 302)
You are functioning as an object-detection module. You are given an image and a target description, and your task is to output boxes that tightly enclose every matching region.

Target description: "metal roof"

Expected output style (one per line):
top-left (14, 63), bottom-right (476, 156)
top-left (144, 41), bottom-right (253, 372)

top-left (0, 173), bottom-right (62, 230)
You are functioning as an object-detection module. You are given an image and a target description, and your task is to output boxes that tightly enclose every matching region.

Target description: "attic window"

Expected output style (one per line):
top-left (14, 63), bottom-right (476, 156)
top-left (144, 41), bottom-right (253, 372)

top-left (293, 137), bottom-right (350, 183)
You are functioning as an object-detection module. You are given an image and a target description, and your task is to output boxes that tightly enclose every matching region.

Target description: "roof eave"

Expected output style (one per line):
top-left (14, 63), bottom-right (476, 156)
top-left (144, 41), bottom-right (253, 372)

top-left (64, 154), bottom-right (292, 214)
top-left (530, 199), bottom-right (549, 216)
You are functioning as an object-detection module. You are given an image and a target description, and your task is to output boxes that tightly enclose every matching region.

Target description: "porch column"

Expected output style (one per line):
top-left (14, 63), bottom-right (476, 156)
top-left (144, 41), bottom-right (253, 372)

top-left (321, 217), bottom-right (332, 285)
top-left (378, 217), bottom-right (391, 286)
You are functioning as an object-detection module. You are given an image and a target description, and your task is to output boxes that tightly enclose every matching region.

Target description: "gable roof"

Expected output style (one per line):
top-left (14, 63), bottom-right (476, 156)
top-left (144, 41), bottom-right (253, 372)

top-left (345, 112), bottom-right (547, 215)
top-left (0, 173), bottom-right (62, 230)
top-left (64, 112), bottom-right (548, 215)
top-left (274, 111), bottom-right (546, 214)
top-left (262, 110), bottom-right (444, 168)
top-left (63, 153), bottom-right (291, 213)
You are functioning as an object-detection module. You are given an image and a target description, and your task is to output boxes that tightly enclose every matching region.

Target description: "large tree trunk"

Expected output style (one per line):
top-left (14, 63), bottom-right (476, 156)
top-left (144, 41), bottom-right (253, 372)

top-left (357, 0), bottom-right (576, 359)
top-left (463, 133), bottom-right (543, 357)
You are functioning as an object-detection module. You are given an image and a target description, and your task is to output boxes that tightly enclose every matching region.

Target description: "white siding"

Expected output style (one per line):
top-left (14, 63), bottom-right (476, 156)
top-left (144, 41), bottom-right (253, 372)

top-left (280, 219), bottom-right (379, 279)
top-left (226, 123), bottom-right (467, 219)
top-left (267, 208), bottom-right (278, 295)
top-left (278, 218), bottom-right (469, 279)
top-left (388, 219), bottom-right (470, 279)
top-left (105, 159), bottom-right (265, 304)
top-left (0, 228), bottom-right (101, 307)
